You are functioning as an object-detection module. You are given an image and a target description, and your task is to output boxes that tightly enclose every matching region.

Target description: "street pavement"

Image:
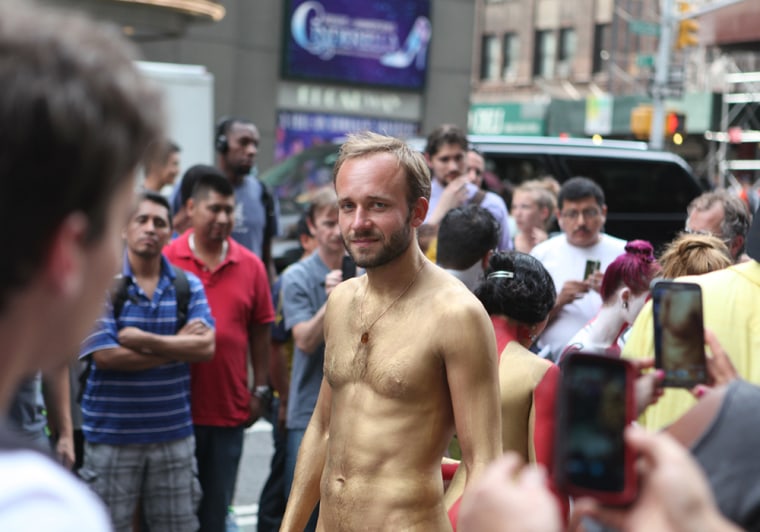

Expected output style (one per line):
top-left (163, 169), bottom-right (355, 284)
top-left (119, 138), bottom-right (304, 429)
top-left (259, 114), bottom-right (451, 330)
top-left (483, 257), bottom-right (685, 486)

top-left (232, 418), bottom-right (276, 531)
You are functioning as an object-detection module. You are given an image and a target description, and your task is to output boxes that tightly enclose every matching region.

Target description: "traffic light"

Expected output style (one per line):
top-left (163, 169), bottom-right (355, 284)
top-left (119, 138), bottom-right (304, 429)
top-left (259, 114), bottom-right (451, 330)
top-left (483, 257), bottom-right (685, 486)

top-left (631, 105), bottom-right (653, 140)
top-left (630, 106), bottom-right (685, 140)
top-left (666, 111), bottom-right (685, 135)
top-left (676, 2), bottom-right (699, 49)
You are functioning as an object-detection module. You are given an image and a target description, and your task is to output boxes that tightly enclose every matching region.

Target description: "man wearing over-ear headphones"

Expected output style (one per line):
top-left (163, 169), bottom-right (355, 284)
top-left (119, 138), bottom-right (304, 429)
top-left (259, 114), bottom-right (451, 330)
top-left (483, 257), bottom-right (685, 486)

top-left (171, 116), bottom-right (278, 281)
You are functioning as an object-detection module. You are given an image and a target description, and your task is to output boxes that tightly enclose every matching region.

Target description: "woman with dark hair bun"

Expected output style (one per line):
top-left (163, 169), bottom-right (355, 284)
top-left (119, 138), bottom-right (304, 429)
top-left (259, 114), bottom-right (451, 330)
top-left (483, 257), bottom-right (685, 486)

top-left (561, 240), bottom-right (661, 360)
top-left (444, 251), bottom-right (568, 525)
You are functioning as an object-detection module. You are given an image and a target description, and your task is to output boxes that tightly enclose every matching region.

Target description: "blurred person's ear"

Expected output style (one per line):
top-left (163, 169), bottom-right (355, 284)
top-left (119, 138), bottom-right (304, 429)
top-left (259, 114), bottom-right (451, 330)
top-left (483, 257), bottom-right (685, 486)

top-left (44, 212), bottom-right (89, 298)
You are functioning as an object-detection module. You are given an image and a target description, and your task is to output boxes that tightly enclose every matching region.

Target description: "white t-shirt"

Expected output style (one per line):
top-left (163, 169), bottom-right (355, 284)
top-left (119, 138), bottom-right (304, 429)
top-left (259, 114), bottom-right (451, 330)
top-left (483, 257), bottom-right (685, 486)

top-left (531, 233), bottom-right (626, 360)
top-left (0, 450), bottom-right (111, 531)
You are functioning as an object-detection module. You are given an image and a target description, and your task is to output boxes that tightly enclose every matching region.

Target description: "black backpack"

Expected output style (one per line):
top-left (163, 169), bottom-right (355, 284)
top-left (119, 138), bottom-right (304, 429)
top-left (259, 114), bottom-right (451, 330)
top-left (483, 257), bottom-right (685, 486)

top-left (111, 265), bottom-right (191, 329)
top-left (77, 266), bottom-right (191, 402)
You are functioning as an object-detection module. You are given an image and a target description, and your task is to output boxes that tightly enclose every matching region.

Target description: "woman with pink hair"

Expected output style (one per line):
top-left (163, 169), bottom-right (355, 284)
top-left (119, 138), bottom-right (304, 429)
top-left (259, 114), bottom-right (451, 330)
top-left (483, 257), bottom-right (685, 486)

top-left (561, 240), bottom-right (661, 360)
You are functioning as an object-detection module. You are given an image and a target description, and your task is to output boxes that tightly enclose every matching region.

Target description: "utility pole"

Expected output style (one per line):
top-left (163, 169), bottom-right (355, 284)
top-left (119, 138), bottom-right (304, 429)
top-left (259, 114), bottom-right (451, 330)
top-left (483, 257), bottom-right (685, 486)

top-left (651, 0), bottom-right (746, 150)
top-left (650, 0), bottom-right (675, 151)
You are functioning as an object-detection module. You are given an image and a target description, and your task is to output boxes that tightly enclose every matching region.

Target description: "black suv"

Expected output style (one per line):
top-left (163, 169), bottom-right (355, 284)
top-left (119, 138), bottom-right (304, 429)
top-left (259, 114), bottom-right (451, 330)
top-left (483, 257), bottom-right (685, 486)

top-left (451, 136), bottom-right (707, 248)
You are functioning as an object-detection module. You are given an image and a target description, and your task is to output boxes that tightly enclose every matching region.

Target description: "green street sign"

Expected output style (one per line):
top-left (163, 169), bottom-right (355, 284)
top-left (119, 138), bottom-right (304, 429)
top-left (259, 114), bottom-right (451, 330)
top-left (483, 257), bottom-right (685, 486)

top-left (629, 20), bottom-right (660, 37)
top-left (636, 54), bottom-right (655, 67)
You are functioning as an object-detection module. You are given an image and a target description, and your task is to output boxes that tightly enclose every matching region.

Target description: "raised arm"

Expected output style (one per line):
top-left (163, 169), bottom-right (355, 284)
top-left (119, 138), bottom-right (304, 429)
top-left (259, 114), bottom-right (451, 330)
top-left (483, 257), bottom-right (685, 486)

top-left (280, 377), bottom-right (332, 532)
top-left (286, 269), bottom-right (341, 355)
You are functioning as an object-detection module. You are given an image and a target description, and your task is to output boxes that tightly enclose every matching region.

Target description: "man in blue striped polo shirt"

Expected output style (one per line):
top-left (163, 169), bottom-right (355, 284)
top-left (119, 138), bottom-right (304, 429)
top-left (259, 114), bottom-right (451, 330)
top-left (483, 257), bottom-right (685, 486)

top-left (79, 191), bottom-right (215, 531)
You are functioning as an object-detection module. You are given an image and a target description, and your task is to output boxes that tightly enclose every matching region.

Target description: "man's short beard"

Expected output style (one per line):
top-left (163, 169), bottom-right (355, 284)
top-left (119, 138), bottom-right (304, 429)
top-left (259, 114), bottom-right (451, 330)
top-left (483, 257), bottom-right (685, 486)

top-left (343, 207), bottom-right (415, 269)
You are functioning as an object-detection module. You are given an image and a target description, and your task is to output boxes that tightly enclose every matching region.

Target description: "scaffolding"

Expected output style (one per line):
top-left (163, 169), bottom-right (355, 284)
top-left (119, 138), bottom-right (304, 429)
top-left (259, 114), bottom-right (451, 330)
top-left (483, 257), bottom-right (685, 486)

top-left (705, 54), bottom-right (760, 196)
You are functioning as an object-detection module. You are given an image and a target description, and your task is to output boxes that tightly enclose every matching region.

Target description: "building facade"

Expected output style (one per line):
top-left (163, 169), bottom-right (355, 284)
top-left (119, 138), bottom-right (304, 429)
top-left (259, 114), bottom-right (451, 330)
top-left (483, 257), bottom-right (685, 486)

top-left (53, 0), bottom-right (476, 172)
top-left (469, 0), bottom-right (760, 185)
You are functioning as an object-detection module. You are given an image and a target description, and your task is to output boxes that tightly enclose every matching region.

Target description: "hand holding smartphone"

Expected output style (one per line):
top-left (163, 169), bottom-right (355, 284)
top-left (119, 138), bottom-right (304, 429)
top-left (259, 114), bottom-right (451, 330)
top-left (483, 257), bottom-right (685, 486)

top-left (584, 259), bottom-right (601, 281)
top-left (652, 281), bottom-right (707, 388)
top-left (554, 353), bottom-right (638, 506)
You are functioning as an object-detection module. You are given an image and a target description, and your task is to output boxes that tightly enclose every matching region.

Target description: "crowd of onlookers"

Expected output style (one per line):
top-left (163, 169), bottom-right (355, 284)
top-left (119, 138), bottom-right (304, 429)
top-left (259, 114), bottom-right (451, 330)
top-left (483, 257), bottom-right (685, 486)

top-left (2, 3), bottom-right (760, 531)
top-left (425, 126), bottom-right (760, 530)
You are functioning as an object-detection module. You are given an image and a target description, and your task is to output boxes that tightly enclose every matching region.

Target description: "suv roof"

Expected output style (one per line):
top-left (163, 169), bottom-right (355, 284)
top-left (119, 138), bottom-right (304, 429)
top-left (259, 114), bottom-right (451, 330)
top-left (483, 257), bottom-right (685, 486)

top-left (409, 135), bottom-right (650, 152)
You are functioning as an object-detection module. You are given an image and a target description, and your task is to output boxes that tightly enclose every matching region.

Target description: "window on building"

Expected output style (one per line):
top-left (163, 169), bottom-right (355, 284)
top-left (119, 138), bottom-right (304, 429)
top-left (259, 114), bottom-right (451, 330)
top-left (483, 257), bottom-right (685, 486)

top-left (480, 34), bottom-right (501, 81)
top-left (557, 28), bottom-right (576, 78)
top-left (502, 33), bottom-right (519, 82)
top-left (533, 30), bottom-right (556, 79)
top-left (593, 24), bottom-right (611, 74)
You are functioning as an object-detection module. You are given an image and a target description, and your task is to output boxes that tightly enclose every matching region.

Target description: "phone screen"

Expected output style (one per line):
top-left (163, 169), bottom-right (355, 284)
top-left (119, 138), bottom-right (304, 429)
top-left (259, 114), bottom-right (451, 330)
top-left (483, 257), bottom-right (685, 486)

top-left (652, 281), bottom-right (707, 387)
top-left (556, 354), bottom-right (635, 504)
top-left (341, 255), bottom-right (357, 280)
top-left (584, 259), bottom-right (601, 280)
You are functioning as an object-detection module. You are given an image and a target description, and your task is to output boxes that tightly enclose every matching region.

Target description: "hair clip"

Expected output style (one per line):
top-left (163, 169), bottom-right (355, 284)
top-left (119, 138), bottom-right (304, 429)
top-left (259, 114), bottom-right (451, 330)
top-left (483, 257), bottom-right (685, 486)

top-left (487, 270), bottom-right (514, 280)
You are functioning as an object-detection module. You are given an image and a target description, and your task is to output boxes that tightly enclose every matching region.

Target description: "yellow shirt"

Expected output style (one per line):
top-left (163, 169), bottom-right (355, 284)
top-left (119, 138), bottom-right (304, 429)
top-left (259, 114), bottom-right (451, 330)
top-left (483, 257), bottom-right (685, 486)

top-left (623, 261), bottom-right (760, 429)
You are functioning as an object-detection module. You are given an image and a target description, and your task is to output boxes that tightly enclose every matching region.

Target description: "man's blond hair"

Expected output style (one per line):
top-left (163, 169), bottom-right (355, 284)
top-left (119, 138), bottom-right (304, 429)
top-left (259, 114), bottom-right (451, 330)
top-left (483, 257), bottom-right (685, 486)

top-left (333, 131), bottom-right (431, 210)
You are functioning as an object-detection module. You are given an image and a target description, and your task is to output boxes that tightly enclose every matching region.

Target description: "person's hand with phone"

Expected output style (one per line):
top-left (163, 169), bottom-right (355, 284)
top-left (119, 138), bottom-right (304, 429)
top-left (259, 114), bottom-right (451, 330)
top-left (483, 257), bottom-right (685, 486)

top-left (458, 452), bottom-right (562, 532)
top-left (630, 358), bottom-right (665, 416)
top-left (324, 269), bottom-right (343, 297)
top-left (692, 329), bottom-right (739, 399)
top-left (573, 425), bottom-right (741, 532)
top-left (427, 175), bottom-right (470, 226)
top-left (548, 281), bottom-right (591, 324)
top-left (586, 270), bottom-right (604, 294)
top-left (652, 282), bottom-right (707, 388)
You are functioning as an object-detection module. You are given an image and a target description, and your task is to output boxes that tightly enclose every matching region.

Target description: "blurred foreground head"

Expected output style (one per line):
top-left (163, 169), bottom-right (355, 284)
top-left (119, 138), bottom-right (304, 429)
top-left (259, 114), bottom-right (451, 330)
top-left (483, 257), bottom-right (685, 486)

top-left (0, 1), bottom-right (163, 370)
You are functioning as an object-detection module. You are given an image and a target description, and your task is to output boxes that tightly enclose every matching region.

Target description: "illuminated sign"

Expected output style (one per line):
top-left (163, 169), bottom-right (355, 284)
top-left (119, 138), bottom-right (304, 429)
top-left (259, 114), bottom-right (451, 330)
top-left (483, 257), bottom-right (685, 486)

top-left (283, 0), bottom-right (431, 90)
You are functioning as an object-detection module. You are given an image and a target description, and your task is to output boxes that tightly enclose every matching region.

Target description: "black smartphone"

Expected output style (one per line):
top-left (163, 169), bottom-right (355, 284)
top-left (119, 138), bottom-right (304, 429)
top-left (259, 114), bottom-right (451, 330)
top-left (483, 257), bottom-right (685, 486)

top-left (584, 259), bottom-right (601, 280)
top-left (652, 281), bottom-right (707, 388)
top-left (554, 353), bottom-right (637, 506)
top-left (341, 255), bottom-right (357, 280)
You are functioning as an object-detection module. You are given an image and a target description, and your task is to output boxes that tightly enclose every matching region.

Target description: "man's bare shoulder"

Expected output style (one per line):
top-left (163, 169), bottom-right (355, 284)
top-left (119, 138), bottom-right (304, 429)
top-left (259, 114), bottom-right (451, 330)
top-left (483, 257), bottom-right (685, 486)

top-left (422, 263), bottom-right (490, 322)
top-left (327, 276), bottom-right (362, 306)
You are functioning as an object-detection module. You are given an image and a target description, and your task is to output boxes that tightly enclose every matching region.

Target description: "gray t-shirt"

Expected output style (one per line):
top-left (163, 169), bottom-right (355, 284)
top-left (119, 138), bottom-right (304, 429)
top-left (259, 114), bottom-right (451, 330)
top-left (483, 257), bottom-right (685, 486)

top-left (691, 379), bottom-right (760, 531)
top-left (230, 175), bottom-right (271, 259)
top-left (281, 252), bottom-right (330, 430)
top-left (8, 374), bottom-right (47, 444)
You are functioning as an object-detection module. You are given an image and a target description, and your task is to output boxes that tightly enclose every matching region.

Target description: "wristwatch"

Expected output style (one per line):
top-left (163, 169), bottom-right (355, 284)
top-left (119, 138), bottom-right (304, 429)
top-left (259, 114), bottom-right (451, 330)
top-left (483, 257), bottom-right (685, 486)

top-left (252, 385), bottom-right (271, 400)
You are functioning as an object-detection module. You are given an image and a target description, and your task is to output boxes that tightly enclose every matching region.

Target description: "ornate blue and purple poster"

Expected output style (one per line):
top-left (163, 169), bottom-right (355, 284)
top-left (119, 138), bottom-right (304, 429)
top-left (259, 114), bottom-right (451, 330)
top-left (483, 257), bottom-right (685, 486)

top-left (283, 0), bottom-right (431, 90)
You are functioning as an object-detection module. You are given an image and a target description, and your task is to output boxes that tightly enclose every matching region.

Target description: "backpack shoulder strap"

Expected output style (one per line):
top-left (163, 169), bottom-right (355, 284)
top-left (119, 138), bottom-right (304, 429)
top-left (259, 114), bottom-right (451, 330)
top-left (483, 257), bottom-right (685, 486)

top-left (170, 265), bottom-right (191, 330)
top-left (111, 274), bottom-right (132, 321)
top-left (260, 181), bottom-right (277, 240)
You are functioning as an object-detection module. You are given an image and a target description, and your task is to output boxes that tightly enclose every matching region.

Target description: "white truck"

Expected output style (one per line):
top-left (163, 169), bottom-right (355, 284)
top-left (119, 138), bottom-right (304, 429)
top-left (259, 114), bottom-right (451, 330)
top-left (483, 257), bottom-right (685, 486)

top-left (136, 61), bottom-right (215, 175)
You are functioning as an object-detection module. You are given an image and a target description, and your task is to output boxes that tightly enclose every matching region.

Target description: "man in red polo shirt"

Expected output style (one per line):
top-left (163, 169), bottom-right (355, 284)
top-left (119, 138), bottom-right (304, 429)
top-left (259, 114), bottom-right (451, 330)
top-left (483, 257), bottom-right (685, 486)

top-left (164, 166), bottom-right (274, 532)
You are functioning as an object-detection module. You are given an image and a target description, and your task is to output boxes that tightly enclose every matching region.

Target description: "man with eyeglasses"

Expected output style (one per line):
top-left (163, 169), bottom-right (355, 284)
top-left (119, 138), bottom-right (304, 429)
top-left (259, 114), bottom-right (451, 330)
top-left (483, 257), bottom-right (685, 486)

top-left (622, 194), bottom-right (758, 431)
top-left (530, 177), bottom-right (626, 360)
top-left (685, 190), bottom-right (751, 263)
top-left (420, 124), bottom-right (512, 253)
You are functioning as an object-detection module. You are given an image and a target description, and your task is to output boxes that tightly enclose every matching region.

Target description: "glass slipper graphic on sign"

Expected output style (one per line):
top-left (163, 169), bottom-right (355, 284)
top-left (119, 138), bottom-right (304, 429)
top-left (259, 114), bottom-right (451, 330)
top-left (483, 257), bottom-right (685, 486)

top-left (380, 16), bottom-right (431, 70)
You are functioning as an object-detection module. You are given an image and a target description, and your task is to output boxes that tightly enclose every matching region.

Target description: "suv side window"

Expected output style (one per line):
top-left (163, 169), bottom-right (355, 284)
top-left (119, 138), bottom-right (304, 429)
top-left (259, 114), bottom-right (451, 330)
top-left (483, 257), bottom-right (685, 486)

top-left (487, 154), bottom-right (553, 183)
top-left (561, 157), bottom-right (701, 214)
